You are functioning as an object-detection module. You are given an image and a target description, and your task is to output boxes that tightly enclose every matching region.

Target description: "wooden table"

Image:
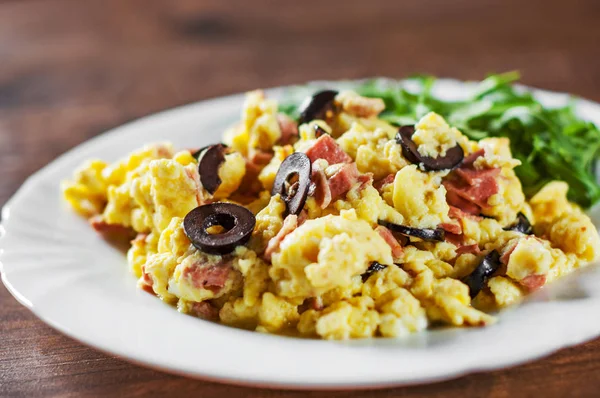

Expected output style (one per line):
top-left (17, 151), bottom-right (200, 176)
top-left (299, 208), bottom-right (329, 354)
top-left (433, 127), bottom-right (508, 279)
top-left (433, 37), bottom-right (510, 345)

top-left (1, 0), bottom-right (600, 396)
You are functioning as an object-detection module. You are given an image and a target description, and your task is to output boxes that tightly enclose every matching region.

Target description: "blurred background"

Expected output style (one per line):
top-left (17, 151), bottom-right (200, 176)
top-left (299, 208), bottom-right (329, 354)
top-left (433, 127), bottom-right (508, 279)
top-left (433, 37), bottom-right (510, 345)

top-left (2, 0), bottom-right (600, 396)
top-left (2, 0), bottom-right (600, 206)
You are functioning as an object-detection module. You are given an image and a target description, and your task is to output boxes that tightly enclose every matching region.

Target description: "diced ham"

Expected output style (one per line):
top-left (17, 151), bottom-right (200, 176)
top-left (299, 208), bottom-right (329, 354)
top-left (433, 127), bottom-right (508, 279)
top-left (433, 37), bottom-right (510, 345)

top-left (89, 215), bottom-right (137, 242)
top-left (444, 232), bottom-right (480, 255)
top-left (443, 175), bottom-right (499, 209)
top-left (328, 163), bottom-right (359, 201)
top-left (139, 265), bottom-right (155, 294)
top-left (462, 149), bottom-right (485, 167)
top-left (356, 173), bottom-right (374, 190)
top-left (521, 274), bottom-right (547, 291)
top-left (310, 161), bottom-right (362, 206)
top-left (374, 174), bottom-right (396, 191)
top-left (376, 225), bottom-right (404, 258)
top-left (264, 214), bottom-right (298, 261)
top-left (444, 232), bottom-right (463, 247)
top-left (500, 240), bottom-right (519, 265)
top-left (445, 188), bottom-right (483, 215)
top-left (277, 114), bottom-right (299, 145)
top-left (183, 259), bottom-right (233, 293)
top-left (456, 244), bottom-right (481, 255)
top-left (439, 222), bottom-right (462, 235)
top-left (454, 167), bottom-right (500, 186)
top-left (248, 149), bottom-right (274, 166)
top-left (237, 160), bottom-right (263, 196)
top-left (189, 301), bottom-right (220, 321)
top-left (310, 162), bottom-right (332, 209)
top-left (448, 205), bottom-right (483, 222)
top-left (443, 164), bottom-right (500, 212)
top-left (305, 134), bottom-right (352, 165)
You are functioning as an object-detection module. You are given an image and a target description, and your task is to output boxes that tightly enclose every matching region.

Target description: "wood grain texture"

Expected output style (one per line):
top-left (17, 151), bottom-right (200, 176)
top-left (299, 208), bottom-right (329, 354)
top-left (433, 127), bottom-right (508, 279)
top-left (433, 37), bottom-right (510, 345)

top-left (1, 0), bottom-right (600, 396)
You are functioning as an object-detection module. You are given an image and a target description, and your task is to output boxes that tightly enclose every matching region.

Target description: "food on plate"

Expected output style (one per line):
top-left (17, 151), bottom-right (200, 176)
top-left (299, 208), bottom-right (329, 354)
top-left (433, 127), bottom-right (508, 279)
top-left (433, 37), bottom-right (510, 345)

top-left (62, 76), bottom-right (600, 339)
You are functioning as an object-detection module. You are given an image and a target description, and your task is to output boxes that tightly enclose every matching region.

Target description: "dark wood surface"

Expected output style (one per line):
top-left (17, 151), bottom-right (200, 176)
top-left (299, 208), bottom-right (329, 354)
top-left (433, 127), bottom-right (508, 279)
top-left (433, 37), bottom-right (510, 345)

top-left (2, 0), bottom-right (600, 396)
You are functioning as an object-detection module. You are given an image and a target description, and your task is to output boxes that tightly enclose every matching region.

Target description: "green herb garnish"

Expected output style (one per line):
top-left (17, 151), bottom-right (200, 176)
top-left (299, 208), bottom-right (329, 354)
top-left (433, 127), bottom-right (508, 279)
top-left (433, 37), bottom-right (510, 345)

top-left (279, 72), bottom-right (600, 208)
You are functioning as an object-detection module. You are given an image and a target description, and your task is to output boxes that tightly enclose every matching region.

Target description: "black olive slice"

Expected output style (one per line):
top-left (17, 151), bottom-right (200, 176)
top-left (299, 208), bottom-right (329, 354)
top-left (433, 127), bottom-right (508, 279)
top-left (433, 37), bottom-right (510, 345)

top-left (462, 250), bottom-right (501, 299)
top-left (503, 212), bottom-right (533, 235)
top-left (183, 203), bottom-right (256, 255)
top-left (298, 90), bottom-right (338, 126)
top-left (378, 220), bottom-right (445, 242)
top-left (361, 261), bottom-right (388, 282)
top-left (272, 152), bottom-right (312, 216)
top-left (191, 143), bottom-right (228, 161)
top-left (395, 125), bottom-right (464, 171)
top-left (198, 144), bottom-right (227, 195)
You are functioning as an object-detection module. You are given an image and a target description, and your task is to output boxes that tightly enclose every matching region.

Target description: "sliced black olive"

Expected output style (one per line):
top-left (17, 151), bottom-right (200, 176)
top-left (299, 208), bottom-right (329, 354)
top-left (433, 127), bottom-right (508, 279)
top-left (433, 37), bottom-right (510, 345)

top-left (272, 152), bottom-right (312, 216)
top-left (183, 203), bottom-right (256, 255)
top-left (191, 143), bottom-right (228, 161)
top-left (361, 261), bottom-right (388, 282)
top-left (314, 124), bottom-right (329, 138)
top-left (298, 90), bottom-right (338, 126)
top-left (503, 212), bottom-right (533, 235)
top-left (198, 144), bottom-right (227, 195)
top-left (462, 250), bottom-right (501, 299)
top-left (395, 125), bottom-right (464, 171)
top-left (378, 220), bottom-right (445, 242)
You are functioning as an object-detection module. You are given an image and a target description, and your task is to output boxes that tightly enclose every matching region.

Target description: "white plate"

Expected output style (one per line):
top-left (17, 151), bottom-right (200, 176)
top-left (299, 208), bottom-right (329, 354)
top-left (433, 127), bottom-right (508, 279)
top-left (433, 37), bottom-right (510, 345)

top-left (2, 79), bottom-right (600, 389)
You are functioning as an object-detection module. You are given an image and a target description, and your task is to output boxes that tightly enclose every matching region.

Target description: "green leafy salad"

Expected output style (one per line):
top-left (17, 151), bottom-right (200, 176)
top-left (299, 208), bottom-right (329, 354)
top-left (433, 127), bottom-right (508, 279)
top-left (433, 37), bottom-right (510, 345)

top-left (279, 72), bottom-right (600, 208)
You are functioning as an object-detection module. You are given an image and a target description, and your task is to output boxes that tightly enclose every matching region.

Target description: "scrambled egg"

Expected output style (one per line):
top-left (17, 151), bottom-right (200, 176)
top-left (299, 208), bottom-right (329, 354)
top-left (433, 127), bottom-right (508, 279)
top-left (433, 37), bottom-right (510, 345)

top-left (63, 89), bottom-right (600, 340)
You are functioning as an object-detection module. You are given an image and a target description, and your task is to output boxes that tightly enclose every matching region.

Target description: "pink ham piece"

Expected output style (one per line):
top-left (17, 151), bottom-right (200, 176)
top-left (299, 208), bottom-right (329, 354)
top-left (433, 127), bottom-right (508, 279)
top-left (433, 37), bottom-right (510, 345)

top-left (439, 222), bottom-right (462, 235)
top-left (500, 240), bottom-right (519, 265)
top-left (442, 149), bottom-right (500, 215)
top-left (237, 160), bottom-right (263, 196)
top-left (183, 259), bottom-right (234, 293)
top-left (445, 189), bottom-right (482, 216)
top-left (328, 163), bottom-right (360, 201)
top-left (264, 214), bottom-right (298, 261)
top-left (448, 205), bottom-right (483, 222)
top-left (375, 225), bottom-right (404, 258)
top-left (374, 173), bottom-right (396, 191)
top-left (248, 149), bottom-right (274, 166)
top-left (189, 301), bottom-right (220, 321)
top-left (89, 216), bottom-right (137, 243)
top-left (456, 244), bottom-right (481, 255)
top-left (356, 173), bottom-right (374, 190)
top-left (277, 114), bottom-right (299, 145)
top-left (444, 232), bottom-right (480, 255)
top-left (305, 134), bottom-right (352, 165)
top-left (310, 162), bottom-right (361, 208)
top-left (521, 274), bottom-right (547, 291)
top-left (462, 148), bottom-right (485, 167)
top-left (454, 167), bottom-right (500, 186)
top-left (139, 265), bottom-right (155, 294)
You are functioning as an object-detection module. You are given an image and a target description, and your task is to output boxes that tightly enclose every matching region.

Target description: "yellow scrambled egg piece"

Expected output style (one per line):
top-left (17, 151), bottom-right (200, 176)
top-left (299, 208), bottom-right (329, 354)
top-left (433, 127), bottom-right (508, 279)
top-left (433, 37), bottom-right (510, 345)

top-left (385, 165), bottom-right (451, 228)
top-left (270, 210), bottom-right (393, 299)
top-left (337, 122), bottom-right (408, 180)
top-left (224, 90), bottom-right (281, 156)
top-left (412, 112), bottom-right (467, 158)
